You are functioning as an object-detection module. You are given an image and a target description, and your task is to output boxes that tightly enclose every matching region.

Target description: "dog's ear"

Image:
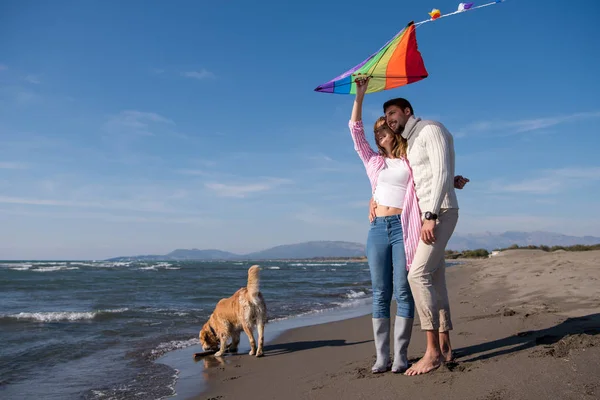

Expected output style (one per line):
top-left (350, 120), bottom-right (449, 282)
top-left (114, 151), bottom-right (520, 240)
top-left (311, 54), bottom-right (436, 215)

top-left (199, 324), bottom-right (212, 344)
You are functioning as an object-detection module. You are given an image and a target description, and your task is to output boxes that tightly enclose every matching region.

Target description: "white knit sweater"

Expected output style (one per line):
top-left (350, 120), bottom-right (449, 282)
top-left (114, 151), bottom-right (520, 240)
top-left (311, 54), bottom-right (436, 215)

top-left (401, 116), bottom-right (459, 215)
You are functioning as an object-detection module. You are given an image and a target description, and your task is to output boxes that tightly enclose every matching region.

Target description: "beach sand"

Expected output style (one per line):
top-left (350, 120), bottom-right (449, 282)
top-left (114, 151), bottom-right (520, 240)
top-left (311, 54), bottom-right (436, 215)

top-left (190, 249), bottom-right (600, 400)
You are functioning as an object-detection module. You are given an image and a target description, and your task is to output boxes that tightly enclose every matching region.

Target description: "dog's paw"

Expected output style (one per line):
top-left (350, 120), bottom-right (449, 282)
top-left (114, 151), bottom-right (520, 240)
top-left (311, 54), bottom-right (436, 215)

top-left (214, 350), bottom-right (225, 357)
top-left (248, 349), bottom-right (255, 356)
top-left (255, 350), bottom-right (264, 357)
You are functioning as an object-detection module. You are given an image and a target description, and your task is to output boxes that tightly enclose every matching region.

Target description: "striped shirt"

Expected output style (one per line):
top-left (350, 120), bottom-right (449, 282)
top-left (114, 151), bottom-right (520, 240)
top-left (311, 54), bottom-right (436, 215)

top-left (348, 120), bottom-right (422, 271)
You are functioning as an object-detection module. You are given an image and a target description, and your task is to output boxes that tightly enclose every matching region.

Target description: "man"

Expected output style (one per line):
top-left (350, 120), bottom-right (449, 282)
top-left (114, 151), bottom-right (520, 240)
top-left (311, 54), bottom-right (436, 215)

top-left (370, 97), bottom-right (465, 376)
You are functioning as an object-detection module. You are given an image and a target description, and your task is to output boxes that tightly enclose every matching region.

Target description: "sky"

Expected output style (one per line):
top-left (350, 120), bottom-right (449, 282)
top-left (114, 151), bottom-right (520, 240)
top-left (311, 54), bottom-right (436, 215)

top-left (1, 0), bottom-right (599, 260)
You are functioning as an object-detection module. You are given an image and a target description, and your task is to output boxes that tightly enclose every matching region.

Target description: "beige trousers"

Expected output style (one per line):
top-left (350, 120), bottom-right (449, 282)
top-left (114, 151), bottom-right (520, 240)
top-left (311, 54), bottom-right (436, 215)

top-left (408, 208), bottom-right (458, 332)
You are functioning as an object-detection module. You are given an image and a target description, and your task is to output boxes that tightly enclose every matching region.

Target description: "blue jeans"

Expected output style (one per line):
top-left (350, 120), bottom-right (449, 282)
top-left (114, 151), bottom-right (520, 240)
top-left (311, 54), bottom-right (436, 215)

top-left (366, 215), bottom-right (415, 319)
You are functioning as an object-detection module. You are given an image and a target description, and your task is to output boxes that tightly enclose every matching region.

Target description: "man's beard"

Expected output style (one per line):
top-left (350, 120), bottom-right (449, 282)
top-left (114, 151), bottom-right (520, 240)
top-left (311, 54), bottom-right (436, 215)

top-left (393, 124), bottom-right (404, 135)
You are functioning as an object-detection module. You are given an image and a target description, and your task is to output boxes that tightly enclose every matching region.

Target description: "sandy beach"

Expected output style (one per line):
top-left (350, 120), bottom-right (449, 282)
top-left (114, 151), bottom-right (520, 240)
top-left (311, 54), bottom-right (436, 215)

top-left (190, 249), bottom-right (600, 400)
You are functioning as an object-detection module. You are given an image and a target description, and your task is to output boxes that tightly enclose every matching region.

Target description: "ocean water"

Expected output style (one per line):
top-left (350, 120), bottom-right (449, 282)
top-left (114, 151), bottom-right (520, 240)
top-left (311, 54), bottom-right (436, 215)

top-left (0, 259), bottom-right (373, 399)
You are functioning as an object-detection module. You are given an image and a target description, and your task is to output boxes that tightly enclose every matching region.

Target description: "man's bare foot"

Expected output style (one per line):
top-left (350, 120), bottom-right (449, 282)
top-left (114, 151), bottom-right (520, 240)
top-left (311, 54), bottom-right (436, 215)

top-left (404, 352), bottom-right (443, 376)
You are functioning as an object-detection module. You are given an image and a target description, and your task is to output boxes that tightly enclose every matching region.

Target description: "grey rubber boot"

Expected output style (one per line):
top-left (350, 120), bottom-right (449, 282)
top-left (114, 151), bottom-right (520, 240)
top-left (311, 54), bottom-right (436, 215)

top-left (391, 317), bottom-right (413, 373)
top-left (371, 318), bottom-right (391, 373)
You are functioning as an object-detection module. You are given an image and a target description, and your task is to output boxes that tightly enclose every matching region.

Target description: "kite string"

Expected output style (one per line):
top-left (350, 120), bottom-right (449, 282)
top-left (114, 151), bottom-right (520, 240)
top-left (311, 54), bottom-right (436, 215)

top-left (415, 0), bottom-right (505, 28)
top-left (348, 1), bottom-right (506, 84)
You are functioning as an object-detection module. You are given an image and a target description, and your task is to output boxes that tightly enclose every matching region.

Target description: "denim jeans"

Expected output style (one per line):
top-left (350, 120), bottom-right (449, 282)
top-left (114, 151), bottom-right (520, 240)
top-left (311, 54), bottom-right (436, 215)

top-left (366, 215), bottom-right (415, 319)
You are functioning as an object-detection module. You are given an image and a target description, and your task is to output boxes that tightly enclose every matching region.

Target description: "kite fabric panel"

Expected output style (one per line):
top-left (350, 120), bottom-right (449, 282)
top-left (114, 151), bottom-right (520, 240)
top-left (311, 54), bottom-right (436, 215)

top-left (314, 22), bottom-right (428, 95)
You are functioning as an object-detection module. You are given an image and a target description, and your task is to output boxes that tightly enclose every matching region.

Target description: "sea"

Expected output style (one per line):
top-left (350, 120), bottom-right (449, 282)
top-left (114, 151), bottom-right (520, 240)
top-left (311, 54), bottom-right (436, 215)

top-left (0, 259), bottom-right (375, 399)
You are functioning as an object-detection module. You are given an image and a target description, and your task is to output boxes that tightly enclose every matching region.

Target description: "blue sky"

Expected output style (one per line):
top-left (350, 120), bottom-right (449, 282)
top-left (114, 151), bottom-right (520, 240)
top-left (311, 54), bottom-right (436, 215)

top-left (1, 0), bottom-right (599, 259)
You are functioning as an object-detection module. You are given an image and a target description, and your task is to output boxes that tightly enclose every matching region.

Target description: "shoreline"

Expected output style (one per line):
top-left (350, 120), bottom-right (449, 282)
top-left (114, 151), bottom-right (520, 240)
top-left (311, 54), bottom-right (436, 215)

top-left (158, 258), bottom-right (464, 398)
top-left (177, 249), bottom-right (600, 400)
top-left (159, 297), bottom-right (374, 399)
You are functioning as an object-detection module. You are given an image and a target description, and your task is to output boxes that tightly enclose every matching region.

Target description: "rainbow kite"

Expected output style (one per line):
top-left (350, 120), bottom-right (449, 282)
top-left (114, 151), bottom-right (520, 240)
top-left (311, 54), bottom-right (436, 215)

top-left (314, 1), bottom-right (505, 95)
top-left (314, 22), bottom-right (427, 95)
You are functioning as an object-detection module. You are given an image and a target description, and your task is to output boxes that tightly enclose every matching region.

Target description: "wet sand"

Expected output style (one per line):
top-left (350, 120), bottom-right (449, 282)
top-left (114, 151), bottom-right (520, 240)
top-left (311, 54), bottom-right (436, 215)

top-left (189, 249), bottom-right (600, 400)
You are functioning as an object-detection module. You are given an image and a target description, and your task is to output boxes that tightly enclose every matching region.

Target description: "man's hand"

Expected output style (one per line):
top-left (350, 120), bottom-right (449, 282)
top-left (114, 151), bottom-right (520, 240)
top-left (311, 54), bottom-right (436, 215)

top-left (421, 219), bottom-right (436, 244)
top-left (454, 175), bottom-right (470, 190)
top-left (369, 197), bottom-right (377, 223)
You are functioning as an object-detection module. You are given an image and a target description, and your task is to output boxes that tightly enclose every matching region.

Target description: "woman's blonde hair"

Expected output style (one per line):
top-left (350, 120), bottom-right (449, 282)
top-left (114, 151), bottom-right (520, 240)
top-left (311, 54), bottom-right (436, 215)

top-left (373, 116), bottom-right (407, 159)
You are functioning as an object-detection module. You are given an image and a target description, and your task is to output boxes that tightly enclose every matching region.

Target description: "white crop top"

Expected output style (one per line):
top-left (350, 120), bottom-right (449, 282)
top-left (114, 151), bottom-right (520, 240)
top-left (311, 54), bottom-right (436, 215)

top-left (373, 158), bottom-right (410, 209)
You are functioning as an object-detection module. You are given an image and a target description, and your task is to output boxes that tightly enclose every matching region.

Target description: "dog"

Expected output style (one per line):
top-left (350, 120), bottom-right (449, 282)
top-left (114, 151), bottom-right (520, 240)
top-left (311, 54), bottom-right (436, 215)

top-left (199, 265), bottom-right (267, 357)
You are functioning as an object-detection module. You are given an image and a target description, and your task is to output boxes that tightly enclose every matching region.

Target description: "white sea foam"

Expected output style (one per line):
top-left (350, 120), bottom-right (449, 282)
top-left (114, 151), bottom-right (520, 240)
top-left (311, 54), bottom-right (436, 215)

top-left (267, 266), bottom-right (280, 270)
top-left (31, 266), bottom-right (79, 272)
top-left (4, 308), bottom-right (128, 322)
top-left (150, 338), bottom-right (198, 360)
top-left (289, 262), bottom-right (348, 267)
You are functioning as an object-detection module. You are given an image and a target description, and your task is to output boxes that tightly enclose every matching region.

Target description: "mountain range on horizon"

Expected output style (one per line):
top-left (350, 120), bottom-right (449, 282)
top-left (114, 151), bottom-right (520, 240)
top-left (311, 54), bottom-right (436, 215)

top-left (105, 231), bottom-right (600, 261)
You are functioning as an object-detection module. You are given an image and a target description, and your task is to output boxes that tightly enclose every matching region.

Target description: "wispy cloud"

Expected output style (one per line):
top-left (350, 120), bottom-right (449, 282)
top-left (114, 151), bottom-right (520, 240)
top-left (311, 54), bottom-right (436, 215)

top-left (0, 161), bottom-right (29, 169)
top-left (104, 110), bottom-right (175, 136)
top-left (457, 111), bottom-right (600, 137)
top-left (0, 193), bottom-right (204, 215)
top-left (177, 169), bottom-right (211, 176)
top-left (24, 74), bottom-right (41, 84)
top-left (205, 177), bottom-right (292, 198)
top-left (304, 154), bottom-right (363, 174)
top-left (181, 69), bottom-right (215, 80)
top-left (292, 207), bottom-right (362, 227)
top-left (15, 90), bottom-right (41, 105)
top-left (0, 64), bottom-right (7, 71)
top-left (0, 207), bottom-right (212, 225)
top-left (487, 166), bottom-right (600, 194)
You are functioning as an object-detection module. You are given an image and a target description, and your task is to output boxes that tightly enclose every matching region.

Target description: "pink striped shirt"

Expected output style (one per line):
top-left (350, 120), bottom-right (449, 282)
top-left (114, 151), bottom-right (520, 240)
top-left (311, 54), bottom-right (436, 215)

top-left (348, 120), bottom-right (422, 271)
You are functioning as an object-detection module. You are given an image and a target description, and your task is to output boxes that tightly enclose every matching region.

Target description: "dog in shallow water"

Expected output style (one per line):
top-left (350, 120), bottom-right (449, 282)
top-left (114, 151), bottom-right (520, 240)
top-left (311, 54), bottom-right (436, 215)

top-left (199, 265), bottom-right (267, 357)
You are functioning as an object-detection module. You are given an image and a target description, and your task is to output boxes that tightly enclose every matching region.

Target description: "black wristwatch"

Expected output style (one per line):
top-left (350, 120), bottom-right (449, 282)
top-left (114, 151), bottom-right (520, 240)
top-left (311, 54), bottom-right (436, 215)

top-left (424, 211), bottom-right (438, 221)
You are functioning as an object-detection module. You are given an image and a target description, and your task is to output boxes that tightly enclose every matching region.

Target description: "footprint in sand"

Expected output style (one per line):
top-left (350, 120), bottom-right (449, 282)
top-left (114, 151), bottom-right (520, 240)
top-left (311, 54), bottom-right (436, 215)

top-left (479, 388), bottom-right (508, 400)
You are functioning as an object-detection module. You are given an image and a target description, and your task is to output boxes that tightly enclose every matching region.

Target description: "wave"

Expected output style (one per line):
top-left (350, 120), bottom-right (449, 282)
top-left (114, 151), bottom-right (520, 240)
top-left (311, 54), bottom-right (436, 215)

top-left (1, 308), bottom-right (129, 323)
top-left (148, 338), bottom-right (199, 361)
top-left (31, 266), bottom-right (79, 272)
top-left (288, 262), bottom-right (349, 267)
top-left (345, 289), bottom-right (368, 299)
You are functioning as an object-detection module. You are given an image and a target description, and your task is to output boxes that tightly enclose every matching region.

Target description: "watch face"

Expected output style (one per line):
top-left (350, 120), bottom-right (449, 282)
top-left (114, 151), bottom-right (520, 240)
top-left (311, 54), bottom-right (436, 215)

top-left (425, 212), bottom-right (432, 219)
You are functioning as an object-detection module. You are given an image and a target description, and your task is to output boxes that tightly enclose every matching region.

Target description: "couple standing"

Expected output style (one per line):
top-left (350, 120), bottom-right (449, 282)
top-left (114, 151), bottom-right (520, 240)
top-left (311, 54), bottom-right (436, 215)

top-left (349, 77), bottom-right (468, 376)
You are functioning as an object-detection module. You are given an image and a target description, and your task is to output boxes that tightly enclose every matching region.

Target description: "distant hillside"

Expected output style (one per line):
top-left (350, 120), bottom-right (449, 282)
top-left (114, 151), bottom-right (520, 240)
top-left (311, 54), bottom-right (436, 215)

top-left (448, 231), bottom-right (600, 251)
top-left (165, 248), bottom-right (239, 260)
top-left (245, 241), bottom-right (365, 260)
top-left (105, 241), bottom-right (365, 261)
top-left (105, 232), bottom-right (600, 261)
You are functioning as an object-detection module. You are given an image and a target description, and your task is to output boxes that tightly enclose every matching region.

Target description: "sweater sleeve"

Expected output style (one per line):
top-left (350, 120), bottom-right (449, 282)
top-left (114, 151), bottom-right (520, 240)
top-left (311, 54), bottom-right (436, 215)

top-left (421, 124), bottom-right (453, 215)
top-left (348, 120), bottom-right (378, 169)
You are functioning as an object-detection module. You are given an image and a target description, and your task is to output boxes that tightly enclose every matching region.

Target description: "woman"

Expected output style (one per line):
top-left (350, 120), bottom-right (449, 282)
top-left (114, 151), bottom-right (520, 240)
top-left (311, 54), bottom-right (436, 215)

top-left (348, 77), bottom-right (422, 374)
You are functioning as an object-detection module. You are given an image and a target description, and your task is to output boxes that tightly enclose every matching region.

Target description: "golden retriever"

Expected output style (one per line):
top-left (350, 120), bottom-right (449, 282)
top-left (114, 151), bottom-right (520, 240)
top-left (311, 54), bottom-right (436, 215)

top-left (199, 265), bottom-right (267, 357)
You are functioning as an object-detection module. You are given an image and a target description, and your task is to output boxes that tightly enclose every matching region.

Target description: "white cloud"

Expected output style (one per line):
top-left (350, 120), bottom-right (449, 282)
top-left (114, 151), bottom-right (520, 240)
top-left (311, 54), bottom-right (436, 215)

top-left (0, 161), bottom-right (28, 169)
top-left (0, 207), bottom-right (211, 225)
top-left (304, 154), bottom-right (363, 174)
top-left (15, 90), bottom-right (40, 105)
top-left (292, 207), bottom-right (363, 227)
top-left (177, 169), bottom-right (210, 176)
top-left (104, 110), bottom-right (175, 136)
top-left (0, 192), bottom-right (196, 214)
top-left (25, 74), bottom-right (41, 84)
top-left (181, 69), bottom-right (215, 80)
top-left (457, 111), bottom-right (600, 137)
top-left (205, 177), bottom-right (292, 198)
top-left (486, 166), bottom-right (600, 194)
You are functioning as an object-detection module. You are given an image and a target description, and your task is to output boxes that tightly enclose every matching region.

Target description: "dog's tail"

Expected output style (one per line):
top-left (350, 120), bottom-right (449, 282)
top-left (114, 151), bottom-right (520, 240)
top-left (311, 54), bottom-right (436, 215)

top-left (247, 265), bottom-right (261, 297)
